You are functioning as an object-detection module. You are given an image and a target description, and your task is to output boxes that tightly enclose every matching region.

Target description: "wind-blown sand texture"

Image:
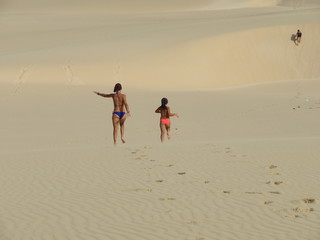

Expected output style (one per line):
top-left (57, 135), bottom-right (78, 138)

top-left (1, 0), bottom-right (320, 239)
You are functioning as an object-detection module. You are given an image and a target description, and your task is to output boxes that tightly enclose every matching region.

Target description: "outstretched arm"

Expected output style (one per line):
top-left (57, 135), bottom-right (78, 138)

top-left (93, 91), bottom-right (113, 98)
top-left (167, 107), bottom-right (179, 118)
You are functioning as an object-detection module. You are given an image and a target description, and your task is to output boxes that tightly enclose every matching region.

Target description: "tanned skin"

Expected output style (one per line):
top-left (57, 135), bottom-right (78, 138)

top-left (94, 90), bottom-right (130, 145)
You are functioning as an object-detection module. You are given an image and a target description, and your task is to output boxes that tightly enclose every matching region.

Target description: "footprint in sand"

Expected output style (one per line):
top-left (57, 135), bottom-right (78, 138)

top-left (165, 209), bottom-right (180, 214)
top-left (162, 164), bottom-right (174, 167)
top-left (225, 147), bottom-right (232, 153)
top-left (309, 106), bottom-right (320, 109)
top-left (221, 190), bottom-right (231, 194)
top-left (287, 214), bottom-right (301, 218)
top-left (18, 67), bottom-right (29, 81)
top-left (280, 206), bottom-right (314, 218)
top-left (155, 180), bottom-right (164, 183)
top-left (231, 154), bottom-right (247, 158)
top-left (177, 172), bottom-right (186, 175)
top-left (63, 63), bottom-right (81, 85)
top-left (130, 148), bottom-right (145, 156)
top-left (260, 201), bottom-right (273, 205)
top-left (285, 214), bottom-right (301, 218)
top-left (292, 207), bottom-right (314, 213)
top-left (125, 188), bottom-right (152, 192)
top-left (195, 180), bottom-right (210, 184)
top-left (266, 181), bottom-right (283, 185)
top-left (14, 67), bottom-right (29, 94)
top-left (113, 63), bottom-right (120, 77)
top-left (187, 220), bottom-right (203, 225)
top-left (269, 172), bottom-right (280, 175)
top-left (159, 198), bottom-right (175, 201)
top-left (269, 191), bottom-right (281, 194)
top-left (268, 165), bottom-right (278, 169)
top-left (291, 198), bottom-right (316, 204)
top-left (135, 155), bottom-right (149, 160)
top-left (302, 198), bottom-right (316, 204)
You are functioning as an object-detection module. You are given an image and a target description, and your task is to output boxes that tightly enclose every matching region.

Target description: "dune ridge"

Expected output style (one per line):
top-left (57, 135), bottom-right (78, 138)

top-left (1, 2), bottom-right (319, 89)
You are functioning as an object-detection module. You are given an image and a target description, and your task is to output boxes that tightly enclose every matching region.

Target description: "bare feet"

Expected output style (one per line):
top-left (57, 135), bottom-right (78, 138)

top-left (121, 138), bottom-right (126, 143)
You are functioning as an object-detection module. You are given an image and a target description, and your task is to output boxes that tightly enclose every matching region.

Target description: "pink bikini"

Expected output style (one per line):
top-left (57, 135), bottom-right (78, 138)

top-left (160, 119), bottom-right (170, 125)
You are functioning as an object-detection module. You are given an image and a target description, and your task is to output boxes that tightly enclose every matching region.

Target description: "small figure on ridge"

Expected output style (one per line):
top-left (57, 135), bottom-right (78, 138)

top-left (296, 29), bottom-right (302, 45)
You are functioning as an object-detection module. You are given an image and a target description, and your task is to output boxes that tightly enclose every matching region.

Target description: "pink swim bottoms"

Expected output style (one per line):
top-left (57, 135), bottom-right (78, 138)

top-left (160, 119), bottom-right (170, 125)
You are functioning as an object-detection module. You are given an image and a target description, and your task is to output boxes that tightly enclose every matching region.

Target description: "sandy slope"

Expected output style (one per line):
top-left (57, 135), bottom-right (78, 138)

top-left (1, 79), bottom-right (320, 240)
top-left (1, 2), bottom-right (319, 88)
top-left (0, 1), bottom-right (320, 240)
top-left (0, 0), bottom-right (214, 13)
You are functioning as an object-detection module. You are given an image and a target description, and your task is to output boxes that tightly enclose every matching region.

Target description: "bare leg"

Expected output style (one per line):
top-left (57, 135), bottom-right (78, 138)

top-left (120, 117), bottom-right (127, 143)
top-left (160, 122), bottom-right (166, 142)
top-left (296, 37), bottom-right (301, 45)
top-left (166, 124), bottom-right (171, 140)
top-left (112, 115), bottom-right (120, 145)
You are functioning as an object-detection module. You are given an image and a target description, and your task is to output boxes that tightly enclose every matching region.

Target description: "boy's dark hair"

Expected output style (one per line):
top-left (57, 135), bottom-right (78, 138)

top-left (160, 97), bottom-right (168, 109)
top-left (114, 83), bottom-right (122, 92)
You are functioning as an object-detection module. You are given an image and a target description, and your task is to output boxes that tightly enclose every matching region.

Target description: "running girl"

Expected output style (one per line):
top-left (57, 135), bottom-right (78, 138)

top-left (155, 98), bottom-right (179, 142)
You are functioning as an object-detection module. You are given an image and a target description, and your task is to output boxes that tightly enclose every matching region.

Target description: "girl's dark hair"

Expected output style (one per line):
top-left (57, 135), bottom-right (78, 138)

top-left (113, 83), bottom-right (122, 92)
top-left (160, 97), bottom-right (168, 109)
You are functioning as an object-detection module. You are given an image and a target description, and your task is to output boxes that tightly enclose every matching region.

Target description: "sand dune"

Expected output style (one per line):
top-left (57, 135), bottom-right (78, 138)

top-left (1, 1), bottom-right (320, 240)
top-left (1, 0), bottom-right (213, 13)
top-left (1, 2), bottom-right (319, 88)
top-left (132, 22), bottom-right (320, 89)
top-left (2, 0), bottom-right (319, 13)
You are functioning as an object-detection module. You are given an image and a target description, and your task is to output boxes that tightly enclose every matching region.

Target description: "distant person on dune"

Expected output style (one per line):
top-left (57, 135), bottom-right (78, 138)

top-left (155, 98), bottom-right (179, 142)
top-left (94, 83), bottom-right (131, 145)
top-left (296, 29), bottom-right (302, 45)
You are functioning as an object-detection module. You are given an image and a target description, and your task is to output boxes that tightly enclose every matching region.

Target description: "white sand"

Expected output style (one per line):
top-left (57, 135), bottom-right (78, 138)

top-left (1, 0), bottom-right (320, 239)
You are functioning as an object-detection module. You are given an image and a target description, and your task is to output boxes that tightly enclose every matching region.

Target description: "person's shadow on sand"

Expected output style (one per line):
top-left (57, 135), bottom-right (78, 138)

top-left (291, 34), bottom-right (298, 45)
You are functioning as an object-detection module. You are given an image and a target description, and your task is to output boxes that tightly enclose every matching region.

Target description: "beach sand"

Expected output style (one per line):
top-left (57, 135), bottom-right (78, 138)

top-left (1, 0), bottom-right (320, 239)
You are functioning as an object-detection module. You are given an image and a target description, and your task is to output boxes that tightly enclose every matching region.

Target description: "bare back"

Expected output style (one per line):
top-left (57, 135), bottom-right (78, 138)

top-left (113, 93), bottom-right (127, 112)
top-left (156, 106), bottom-right (170, 119)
